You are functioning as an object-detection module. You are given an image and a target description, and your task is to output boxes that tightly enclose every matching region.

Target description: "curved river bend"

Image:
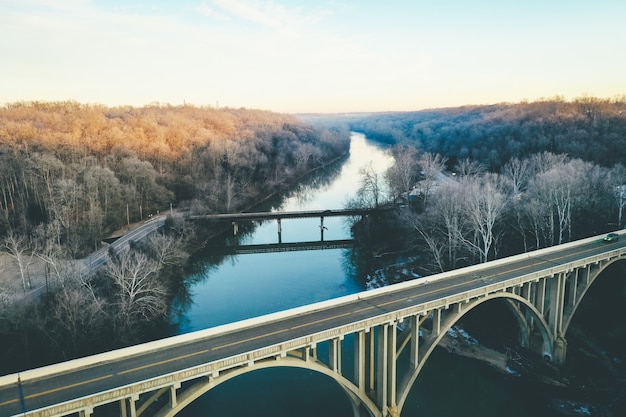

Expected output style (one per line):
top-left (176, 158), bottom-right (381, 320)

top-left (176, 133), bottom-right (583, 417)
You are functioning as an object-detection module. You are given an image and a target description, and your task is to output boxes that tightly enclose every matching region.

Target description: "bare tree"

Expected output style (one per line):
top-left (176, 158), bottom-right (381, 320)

top-left (2, 233), bottom-right (33, 291)
top-left (416, 152), bottom-right (448, 209)
top-left (459, 174), bottom-right (508, 263)
top-left (106, 250), bottom-right (167, 334)
top-left (357, 162), bottom-right (384, 207)
top-left (610, 164), bottom-right (626, 228)
top-left (403, 210), bottom-right (447, 273)
top-left (50, 283), bottom-right (108, 357)
top-left (502, 157), bottom-right (531, 196)
top-left (385, 145), bottom-right (419, 197)
top-left (432, 183), bottom-right (466, 269)
top-left (455, 158), bottom-right (485, 177)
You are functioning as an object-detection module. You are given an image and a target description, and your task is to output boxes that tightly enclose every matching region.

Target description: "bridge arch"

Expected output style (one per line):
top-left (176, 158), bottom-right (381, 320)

top-left (562, 257), bottom-right (626, 336)
top-left (154, 356), bottom-right (380, 417)
top-left (396, 291), bottom-right (552, 414)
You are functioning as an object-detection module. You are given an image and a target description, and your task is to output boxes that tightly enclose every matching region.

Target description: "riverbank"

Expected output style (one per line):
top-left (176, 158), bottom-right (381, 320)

top-left (435, 324), bottom-right (625, 417)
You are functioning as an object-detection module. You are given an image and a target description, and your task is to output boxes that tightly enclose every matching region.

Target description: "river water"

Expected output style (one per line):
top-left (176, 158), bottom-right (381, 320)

top-left (175, 133), bottom-right (624, 417)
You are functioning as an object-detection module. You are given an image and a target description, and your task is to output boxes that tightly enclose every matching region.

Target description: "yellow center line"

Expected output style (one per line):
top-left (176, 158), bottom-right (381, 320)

top-left (291, 310), bottom-right (356, 330)
top-left (118, 349), bottom-right (209, 375)
top-left (0, 398), bottom-right (18, 407)
top-left (211, 328), bottom-right (289, 351)
top-left (24, 374), bottom-right (113, 401)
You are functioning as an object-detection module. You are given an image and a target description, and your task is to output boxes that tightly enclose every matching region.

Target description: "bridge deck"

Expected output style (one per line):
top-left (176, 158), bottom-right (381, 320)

top-left (2, 231), bottom-right (625, 417)
top-left (188, 207), bottom-right (387, 221)
top-left (208, 239), bottom-right (355, 254)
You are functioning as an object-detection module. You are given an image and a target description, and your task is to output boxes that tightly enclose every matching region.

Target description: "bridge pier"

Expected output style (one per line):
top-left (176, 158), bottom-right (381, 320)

top-left (376, 323), bottom-right (398, 417)
top-left (169, 383), bottom-right (181, 408)
top-left (552, 335), bottom-right (567, 365)
top-left (120, 395), bottom-right (139, 417)
top-left (79, 407), bottom-right (93, 417)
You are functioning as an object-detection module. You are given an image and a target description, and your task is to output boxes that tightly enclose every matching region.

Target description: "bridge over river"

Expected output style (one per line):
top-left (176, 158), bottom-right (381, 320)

top-left (188, 207), bottom-right (389, 245)
top-left (1, 230), bottom-right (625, 417)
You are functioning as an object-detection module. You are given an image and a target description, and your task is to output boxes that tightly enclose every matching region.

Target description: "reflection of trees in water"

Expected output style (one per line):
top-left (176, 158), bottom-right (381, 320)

top-left (343, 210), bottom-right (416, 288)
top-left (278, 158), bottom-right (345, 208)
top-left (185, 157), bottom-right (347, 280)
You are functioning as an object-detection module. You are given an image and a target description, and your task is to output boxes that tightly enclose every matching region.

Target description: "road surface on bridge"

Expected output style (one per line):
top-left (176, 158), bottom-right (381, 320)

top-left (1, 234), bottom-right (624, 416)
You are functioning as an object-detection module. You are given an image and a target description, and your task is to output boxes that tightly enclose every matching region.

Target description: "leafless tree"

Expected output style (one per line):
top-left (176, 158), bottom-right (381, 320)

top-left (459, 174), bottom-right (508, 263)
top-left (2, 233), bottom-right (33, 291)
top-left (357, 162), bottom-right (384, 207)
top-left (416, 152), bottom-right (448, 208)
top-left (385, 145), bottom-right (419, 197)
top-left (402, 210), bottom-right (447, 273)
top-left (432, 182), bottom-right (466, 268)
top-left (502, 157), bottom-right (531, 196)
top-left (106, 250), bottom-right (167, 334)
top-left (455, 158), bottom-right (485, 177)
top-left (49, 283), bottom-right (108, 357)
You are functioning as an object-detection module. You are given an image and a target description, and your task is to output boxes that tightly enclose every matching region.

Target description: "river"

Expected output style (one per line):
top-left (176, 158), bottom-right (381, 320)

top-left (175, 132), bottom-right (624, 417)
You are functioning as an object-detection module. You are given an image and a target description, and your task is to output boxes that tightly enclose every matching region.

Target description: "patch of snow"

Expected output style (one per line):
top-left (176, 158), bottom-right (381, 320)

top-left (456, 327), bottom-right (479, 344)
top-left (574, 406), bottom-right (591, 415)
top-left (505, 366), bottom-right (521, 377)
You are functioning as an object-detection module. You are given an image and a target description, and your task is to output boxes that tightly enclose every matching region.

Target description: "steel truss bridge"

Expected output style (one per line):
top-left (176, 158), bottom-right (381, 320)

top-left (1, 231), bottom-right (625, 417)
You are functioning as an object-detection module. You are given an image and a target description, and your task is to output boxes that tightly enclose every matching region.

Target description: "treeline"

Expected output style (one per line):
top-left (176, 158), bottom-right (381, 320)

top-left (340, 96), bottom-right (626, 170)
top-left (0, 101), bottom-right (350, 255)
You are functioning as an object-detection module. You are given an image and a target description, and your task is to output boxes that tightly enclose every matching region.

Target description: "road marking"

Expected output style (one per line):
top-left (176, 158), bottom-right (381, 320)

top-left (118, 350), bottom-right (210, 375)
top-left (291, 310), bottom-right (356, 330)
top-left (21, 374), bottom-right (113, 401)
top-left (209, 242), bottom-right (619, 353)
top-left (0, 398), bottom-right (18, 407)
top-left (211, 328), bottom-right (289, 351)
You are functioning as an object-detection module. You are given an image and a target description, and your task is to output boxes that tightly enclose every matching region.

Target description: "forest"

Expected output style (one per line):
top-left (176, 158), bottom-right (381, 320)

top-left (317, 96), bottom-right (626, 170)
top-left (0, 101), bottom-right (350, 372)
top-left (324, 97), bottom-right (626, 278)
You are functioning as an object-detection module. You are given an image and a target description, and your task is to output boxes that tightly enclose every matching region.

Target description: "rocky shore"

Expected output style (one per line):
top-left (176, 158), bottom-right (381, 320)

top-left (437, 325), bottom-right (625, 417)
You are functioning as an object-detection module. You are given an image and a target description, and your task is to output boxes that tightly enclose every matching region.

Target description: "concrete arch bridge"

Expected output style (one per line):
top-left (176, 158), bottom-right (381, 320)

top-left (1, 231), bottom-right (625, 417)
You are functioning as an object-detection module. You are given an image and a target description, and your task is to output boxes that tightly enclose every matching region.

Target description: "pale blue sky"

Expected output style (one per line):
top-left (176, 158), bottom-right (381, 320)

top-left (1, 0), bottom-right (625, 113)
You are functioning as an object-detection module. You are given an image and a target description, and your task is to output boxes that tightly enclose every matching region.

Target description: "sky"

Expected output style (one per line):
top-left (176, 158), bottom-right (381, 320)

top-left (1, 0), bottom-right (625, 113)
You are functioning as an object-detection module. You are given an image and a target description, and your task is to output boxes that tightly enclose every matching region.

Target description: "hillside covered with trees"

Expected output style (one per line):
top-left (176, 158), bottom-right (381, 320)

top-left (332, 96), bottom-right (626, 170)
top-left (327, 97), bottom-right (626, 277)
top-left (0, 101), bottom-right (349, 372)
top-left (0, 101), bottom-right (350, 254)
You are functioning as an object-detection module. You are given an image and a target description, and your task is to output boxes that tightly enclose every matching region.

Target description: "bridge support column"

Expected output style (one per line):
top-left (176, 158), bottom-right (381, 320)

top-left (409, 315), bottom-right (419, 368)
top-left (376, 323), bottom-right (398, 416)
top-left (169, 382), bottom-right (181, 408)
top-left (547, 273), bottom-right (566, 336)
top-left (120, 395), bottom-right (139, 417)
top-left (330, 337), bottom-right (342, 373)
top-left (277, 218), bottom-right (282, 243)
top-left (120, 399), bottom-right (127, 417)
top-left (354, 331), bottom-right (366, 391)
top-left (432, 309), bottom-right (441, 336)
top-left (567, 269), bottom-right (579, 307)
top-left (535, 278), bottom-right (547, 315)
top-left (552, 335), bottom-right (567, 365)
top-left (79, 407), bottom-right (93, 417)
top-left (365, 329), bottom-right (375, 394)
